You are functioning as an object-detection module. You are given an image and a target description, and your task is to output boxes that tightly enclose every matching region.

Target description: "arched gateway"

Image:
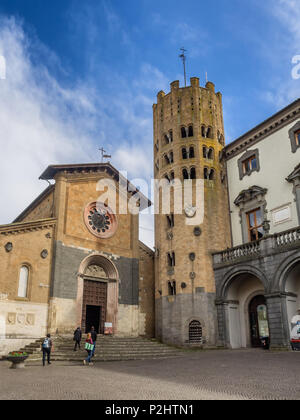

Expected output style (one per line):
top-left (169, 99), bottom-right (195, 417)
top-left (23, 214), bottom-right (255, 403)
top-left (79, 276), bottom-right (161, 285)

top-left (218, 267), bottom-right (270, 349)
top-left (77, 254), bottom-right (119, 335)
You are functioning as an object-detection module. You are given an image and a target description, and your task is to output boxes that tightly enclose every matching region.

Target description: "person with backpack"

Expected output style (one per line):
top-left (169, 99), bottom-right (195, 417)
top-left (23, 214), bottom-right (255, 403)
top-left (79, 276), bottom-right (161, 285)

top-left (73, 327), bottom-right (82, 351)
top-left (41, 334), bottom-right (53, 366)
top-left (90, 326), bottom-right (97, 357)
top-left (83, 333), bottom-right (94, 366)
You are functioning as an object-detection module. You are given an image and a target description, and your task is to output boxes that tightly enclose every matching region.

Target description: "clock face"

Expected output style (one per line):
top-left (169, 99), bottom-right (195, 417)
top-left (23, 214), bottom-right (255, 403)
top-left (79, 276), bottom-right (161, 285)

top-left (84, 202), bottom-right (117, 239)
top-left (184, 205), bottom-right (196, 218)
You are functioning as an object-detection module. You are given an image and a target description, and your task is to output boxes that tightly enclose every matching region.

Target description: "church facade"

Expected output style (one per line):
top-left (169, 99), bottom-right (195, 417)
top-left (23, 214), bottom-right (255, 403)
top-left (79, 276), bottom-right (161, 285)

top-left (0, 75), bottom-right (299, 355)
top-left (0, 163), bottom-right (155, 355)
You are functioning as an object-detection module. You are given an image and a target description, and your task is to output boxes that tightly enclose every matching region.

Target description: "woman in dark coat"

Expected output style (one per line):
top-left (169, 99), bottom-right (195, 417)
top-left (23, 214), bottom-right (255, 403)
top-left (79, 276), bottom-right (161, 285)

top-left (73, 327), bottom-right (82, 351)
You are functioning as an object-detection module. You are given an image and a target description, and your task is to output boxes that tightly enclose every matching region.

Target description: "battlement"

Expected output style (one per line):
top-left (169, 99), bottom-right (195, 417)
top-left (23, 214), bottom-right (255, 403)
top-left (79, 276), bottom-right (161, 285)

top-left (156, 77), bottom-right (220, 102)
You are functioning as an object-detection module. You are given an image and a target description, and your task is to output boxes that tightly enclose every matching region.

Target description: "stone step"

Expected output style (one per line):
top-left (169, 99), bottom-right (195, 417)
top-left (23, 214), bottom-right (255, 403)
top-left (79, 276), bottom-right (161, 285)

top-left (27, 354), bottom-right (181, 364)
top-left (29, 349), bottom-right (179, 357)
top-left (21, 336), bottom-right (183, 364)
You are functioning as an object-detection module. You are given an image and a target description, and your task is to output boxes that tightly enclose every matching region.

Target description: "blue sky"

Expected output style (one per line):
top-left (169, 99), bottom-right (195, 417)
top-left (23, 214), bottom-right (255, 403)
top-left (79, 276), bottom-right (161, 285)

top-left (0, 0), bottom-right (299, 247)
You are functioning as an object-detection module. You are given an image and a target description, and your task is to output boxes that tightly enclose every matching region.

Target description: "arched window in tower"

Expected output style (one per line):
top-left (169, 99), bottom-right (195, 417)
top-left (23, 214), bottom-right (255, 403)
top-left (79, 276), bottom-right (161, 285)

top-left (182, 148), bottom-right (188, 160)
top-left (18, 266), bottom-right (29, 298)
top-left (164, 173), bottom-right (170, 182)
top-left (190, 167), bottom-right (196, 179)
top-left (189, 147), bottom-right (195, 159)
top-left (169, 151), bottom-right (174, 164)
top-left (155, 141), bottom-right (159, 152)
top-left (189, 320), bottom-right (202, 343)
top-left (182, 168), bottom-right (189, 180)
top-left (164, 134), bottom-right (170, 145)
top-left (168, 281), bottom-right (177, 296)
top-left (188, 125), bottom-right (194, 137)
top-left (207, 148), bottom-right (214, 160)
top-left (207, 126), bottom-right (213, 139)
top-left (155, 161), bottom-right (159, 172)
top-left (169, 130), bottom-right (173, 142)
top-left (170, 171), bottom-right (175, 181)
top-left (201, 125), bottom-right (206, 138)
top-left (204, 167), bottom-right (209, 180)
top-left (166, 214), bottom-right (175, 228)
top-left (209, 168), bottom-right (215, 180)
top-left (167, 252), bottom-right (176, 267)
top-left (203, 146), bottom-right (207, 159)
top-left (181, 127), bottom-right (187, 138)
top-left (164, 154), bottom-right (169, 166)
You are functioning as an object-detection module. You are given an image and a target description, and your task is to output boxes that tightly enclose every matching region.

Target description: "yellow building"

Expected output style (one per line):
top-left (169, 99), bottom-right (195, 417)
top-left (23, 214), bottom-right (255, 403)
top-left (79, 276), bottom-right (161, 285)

top-left (0, 163), bottom-right (154, 355)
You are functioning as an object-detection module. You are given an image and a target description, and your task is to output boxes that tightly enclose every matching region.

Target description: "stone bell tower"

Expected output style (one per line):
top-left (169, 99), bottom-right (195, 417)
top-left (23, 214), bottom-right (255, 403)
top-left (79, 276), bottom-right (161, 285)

top-left (153, 77), bottom-right (231, 347)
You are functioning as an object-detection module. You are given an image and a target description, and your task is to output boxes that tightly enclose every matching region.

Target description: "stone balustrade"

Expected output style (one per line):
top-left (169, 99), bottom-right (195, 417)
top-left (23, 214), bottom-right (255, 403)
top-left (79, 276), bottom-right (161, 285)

top-left (213, 226), bottom-right (300, 267)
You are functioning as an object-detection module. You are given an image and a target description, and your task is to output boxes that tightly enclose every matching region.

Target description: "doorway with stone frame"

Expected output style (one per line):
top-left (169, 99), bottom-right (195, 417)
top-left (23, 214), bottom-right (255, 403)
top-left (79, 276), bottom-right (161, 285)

top-left (77, 254), bottom-right (119, 336)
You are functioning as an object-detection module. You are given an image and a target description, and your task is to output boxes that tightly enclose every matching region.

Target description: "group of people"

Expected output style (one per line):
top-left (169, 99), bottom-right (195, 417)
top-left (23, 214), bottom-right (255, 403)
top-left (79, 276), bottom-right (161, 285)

top-left (73, 326), bottom-right (98, 366)
top-left (41, 326), bottom-right (98, 367)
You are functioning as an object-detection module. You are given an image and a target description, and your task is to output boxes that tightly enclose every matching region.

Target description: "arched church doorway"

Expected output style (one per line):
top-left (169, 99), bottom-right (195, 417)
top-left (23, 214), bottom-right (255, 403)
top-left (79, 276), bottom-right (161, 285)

top-left (77, 254), bottom-right (119, 335)
top-left (249, 295), bottom-right (269, 347)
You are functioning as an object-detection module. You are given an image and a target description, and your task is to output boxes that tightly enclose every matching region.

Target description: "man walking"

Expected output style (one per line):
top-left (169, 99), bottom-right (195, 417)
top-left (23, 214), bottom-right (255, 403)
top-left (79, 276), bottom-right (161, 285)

top-left (73, 327), bottom-right (82, 351)
top-left (41, 334), bottom-right (53, 366)
top-left (90, 326), bottom-right (97, 357)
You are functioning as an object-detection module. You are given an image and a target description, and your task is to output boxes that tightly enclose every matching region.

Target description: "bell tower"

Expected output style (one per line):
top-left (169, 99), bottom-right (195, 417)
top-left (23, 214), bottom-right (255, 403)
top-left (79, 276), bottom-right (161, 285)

top-left (153, 77), bottom-right (231, 346)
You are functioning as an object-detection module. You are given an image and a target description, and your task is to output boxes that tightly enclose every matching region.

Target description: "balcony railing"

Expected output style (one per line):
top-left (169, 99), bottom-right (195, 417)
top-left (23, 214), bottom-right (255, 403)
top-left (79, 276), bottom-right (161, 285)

top-left (213, 226), bottom-right (300, 266)
top-left (274, 227), bottom-right (300, 248)
top-left (217, 241), bottom-right (261, 264)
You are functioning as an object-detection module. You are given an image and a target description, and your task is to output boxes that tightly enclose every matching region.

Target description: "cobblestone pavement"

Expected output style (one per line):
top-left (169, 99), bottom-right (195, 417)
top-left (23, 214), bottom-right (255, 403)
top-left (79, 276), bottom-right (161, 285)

top-left (0, 349), bottom-right (299, 400)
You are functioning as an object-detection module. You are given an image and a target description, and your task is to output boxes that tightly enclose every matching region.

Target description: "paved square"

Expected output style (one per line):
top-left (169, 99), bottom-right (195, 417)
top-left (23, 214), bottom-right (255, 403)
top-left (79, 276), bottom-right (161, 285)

top-left (0, 349), bottom-right (299, 400)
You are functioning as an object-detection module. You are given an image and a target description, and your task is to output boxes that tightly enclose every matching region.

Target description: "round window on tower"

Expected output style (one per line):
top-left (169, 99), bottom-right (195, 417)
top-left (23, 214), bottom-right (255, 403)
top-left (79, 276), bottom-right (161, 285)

top-left (84, 202), bottom-right (118, 239)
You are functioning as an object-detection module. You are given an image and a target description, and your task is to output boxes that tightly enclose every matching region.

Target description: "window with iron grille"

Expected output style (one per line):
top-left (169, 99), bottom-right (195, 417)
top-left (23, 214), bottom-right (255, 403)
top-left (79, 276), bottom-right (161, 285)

top-left (189, 320), bottom-right (202, 343)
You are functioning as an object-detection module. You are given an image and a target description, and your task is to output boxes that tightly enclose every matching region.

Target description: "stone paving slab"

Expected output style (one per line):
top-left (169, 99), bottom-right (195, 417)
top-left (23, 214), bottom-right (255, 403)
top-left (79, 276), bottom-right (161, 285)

top-left (0, 349), bottom-right (299, 400)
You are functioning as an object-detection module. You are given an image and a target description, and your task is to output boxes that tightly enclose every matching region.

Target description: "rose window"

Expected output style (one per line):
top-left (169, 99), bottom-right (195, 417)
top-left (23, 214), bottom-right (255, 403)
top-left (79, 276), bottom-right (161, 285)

top-left (84, 202), bottom-right (117, 239)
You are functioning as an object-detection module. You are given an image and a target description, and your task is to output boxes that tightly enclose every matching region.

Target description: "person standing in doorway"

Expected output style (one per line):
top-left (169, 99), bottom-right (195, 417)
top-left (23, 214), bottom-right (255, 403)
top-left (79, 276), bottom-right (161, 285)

top-left (73, 327), bottom-right (82, 351)
top-left (90, 326), bottom-right (97, 358)
top-left (41, 334), bottom-right (53, 366)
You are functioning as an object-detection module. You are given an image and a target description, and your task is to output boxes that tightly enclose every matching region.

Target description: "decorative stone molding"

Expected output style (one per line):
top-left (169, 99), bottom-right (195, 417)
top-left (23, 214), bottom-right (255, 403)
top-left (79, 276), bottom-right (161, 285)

top-left (287, 164), bottom-right (300, 223)
top-left (224, 99), bottom-right (300, 160)
top-left (289, 120), bottom-right (300, 153)
top-left (0, 218), bottom-right (56, 236)
top-left (234, 186), bottom-right (268, 243)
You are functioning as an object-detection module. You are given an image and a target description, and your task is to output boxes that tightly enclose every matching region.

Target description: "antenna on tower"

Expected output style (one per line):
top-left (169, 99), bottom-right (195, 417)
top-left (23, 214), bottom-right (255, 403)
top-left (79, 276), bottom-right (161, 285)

top-left (99, 147), bottom-right (112, 163)
top-left (179, 47), bottom-right (187, 87)
top-left (205, 72), bottom-right (208, 84)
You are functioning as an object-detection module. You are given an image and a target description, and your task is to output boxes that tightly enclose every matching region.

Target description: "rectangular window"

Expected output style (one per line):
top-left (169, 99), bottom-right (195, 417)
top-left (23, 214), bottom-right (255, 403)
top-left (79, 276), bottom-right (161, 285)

top-left (295, 130), bottom-right (300, 146)
top-left (247, 208), bottom-right (264, 242)
top-left (243, 156), bottom-right (257, 175)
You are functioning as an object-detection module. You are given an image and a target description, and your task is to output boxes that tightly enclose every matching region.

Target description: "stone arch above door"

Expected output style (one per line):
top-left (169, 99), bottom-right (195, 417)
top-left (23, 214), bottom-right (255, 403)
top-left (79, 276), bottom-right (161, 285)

top-left (78, 253), bottom-right (119, 280)
top-left (76, 253), bottom-right (119, 335)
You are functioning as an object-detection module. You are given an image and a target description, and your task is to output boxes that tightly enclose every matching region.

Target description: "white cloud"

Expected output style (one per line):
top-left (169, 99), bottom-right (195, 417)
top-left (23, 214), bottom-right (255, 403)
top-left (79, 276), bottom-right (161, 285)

top-left (0, 16), bottom-right (157, 248)
top-left (260, 0), bottom-right (300, 107)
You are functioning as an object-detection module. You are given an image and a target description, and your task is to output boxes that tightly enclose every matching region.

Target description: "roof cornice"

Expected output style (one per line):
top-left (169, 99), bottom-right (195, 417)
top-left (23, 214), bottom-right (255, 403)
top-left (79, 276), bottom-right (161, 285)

top-left (39, 162), bottom-right (152, 211)
top-left (225, 98), bottom-right (300, 160)
top-left (13, 184), bottom-right (55, 223)
top-left (0, 218), bottom-right (56, 236)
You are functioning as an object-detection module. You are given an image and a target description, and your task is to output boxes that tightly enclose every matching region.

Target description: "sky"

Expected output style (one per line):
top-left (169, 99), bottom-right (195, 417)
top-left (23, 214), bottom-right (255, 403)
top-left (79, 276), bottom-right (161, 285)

top-left (0, 0), bottom-right (299, 248)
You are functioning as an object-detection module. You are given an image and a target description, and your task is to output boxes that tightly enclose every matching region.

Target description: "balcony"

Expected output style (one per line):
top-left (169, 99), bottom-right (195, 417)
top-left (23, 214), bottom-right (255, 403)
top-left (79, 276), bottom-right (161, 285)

top-left (212, 226), bottom-right (300, 268)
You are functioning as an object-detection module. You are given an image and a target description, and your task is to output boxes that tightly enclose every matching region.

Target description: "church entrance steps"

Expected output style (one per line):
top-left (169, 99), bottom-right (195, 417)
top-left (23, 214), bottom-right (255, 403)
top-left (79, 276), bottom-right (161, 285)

top-left (22, 336), bottom-right (184, 364)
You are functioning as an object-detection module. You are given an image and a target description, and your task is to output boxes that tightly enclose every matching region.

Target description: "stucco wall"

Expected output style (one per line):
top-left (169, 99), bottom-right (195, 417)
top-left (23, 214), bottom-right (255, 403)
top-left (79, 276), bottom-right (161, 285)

top-left (227, 118), bottom-right (300, 246)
